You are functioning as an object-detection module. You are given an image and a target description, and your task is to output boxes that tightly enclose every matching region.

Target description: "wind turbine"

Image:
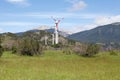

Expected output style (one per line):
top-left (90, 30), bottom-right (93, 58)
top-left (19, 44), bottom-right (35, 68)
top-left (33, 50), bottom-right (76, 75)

top-left (52, 34), bottom-right (55, 45)
top-left (44, 29), bottom-right (48, 45)
top-left (51, 16), bottom-right (63, 44)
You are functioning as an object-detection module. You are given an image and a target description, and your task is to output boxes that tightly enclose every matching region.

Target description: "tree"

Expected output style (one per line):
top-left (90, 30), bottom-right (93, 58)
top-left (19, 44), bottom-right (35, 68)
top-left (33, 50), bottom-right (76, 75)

top-left (18, 38), bottom-right (43, 56)
top-left (72, 43), bottom-right (87, 55)
top-left (12, 46), bottom-right (17, 54)
top-left (85, 44), bottom-right (100, 57)
top-left (72, 43), bottom-right (100, 57)
top-left (0, 37), bottom-right (3, 57)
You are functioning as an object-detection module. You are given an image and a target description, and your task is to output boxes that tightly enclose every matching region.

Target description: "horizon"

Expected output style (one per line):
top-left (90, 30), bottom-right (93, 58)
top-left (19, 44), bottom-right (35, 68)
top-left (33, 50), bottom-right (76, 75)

top-left (0, 0), bottom-right (120, 33)
top-left (1, 22), bottom-right (119, 34)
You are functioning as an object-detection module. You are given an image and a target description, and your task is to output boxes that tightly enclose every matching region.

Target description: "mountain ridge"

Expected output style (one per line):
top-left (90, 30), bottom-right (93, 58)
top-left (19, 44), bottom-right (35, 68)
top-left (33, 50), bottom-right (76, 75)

top-left (16, 25), bottom-right (71, 37)
top-left (68, 22), bottom-right (120, 44)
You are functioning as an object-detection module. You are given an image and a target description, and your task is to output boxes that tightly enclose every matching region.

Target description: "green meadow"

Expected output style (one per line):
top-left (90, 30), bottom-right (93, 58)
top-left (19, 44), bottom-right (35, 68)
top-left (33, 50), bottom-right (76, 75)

top-left (0, 50), bottom-right (120, 80)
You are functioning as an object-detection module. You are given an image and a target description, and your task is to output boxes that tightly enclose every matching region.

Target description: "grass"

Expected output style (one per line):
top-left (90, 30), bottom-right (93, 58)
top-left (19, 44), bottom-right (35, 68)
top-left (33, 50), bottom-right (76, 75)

top-left (0, 50), bottom-right (120, 80)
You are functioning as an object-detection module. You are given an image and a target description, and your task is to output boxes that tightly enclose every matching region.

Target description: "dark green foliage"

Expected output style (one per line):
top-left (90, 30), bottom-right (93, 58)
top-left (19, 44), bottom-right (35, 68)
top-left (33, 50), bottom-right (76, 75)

top-left (73, 44), bottom-right (100, 57)
top-left (0, 37), bottom-right (3, 57)
top-left (2, 32), bottom-right (17, 40)
top-left (18, 38), bottom-right (43, 56)
top-left (0, 45), bottom-right (3, 57)
top-left (84, 44), bottom-right (100, 57)
top-left (109, 50), bottom-right (118, 56)
top-left (52, 43), bottom-right (62, 48)
top-left (67, 39), bottom-right (76, 45)
top-left (12, 46), bottom-right (17, 54)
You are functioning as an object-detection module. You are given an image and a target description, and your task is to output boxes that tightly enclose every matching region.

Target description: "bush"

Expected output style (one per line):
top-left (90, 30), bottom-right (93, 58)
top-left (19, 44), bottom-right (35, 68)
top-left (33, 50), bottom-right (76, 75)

top-left (63, 48), bottom-right (73, 55)
top-left (73, 44), bottom-right (100, 57)
top-left (84, 44), bottom-right (100, 57)
top-left (12, 46), bottom-right (17, 54)
top-left (72, 44), bottom-right (87, 55)
top-left (18, 38), bottom-right (43, 56)
top-left (0, 45), bottom-right (3, 57)
top-left (51, 43), bottom-right (62, 48)
top-left (109, 50), bottom-right (118, 56)
top-left (0, 37), bottom-right (3, 57)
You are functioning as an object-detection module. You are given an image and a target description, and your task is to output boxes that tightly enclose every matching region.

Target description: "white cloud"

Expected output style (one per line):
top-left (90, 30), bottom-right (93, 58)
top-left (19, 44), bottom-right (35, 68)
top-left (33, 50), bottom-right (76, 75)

top-left (95, 15), bottom-right (120, 26)
top-left (70, 15), bottom-right (120, 33)
top-left (0, 28), bottom-right (4, 33)
top-left (68, 0), bottom-right (87, 12)
top-left (0, 22), bottom-right (40, 26)
top-left (68, 24), bottom-right (97, 33)
top-left (3, 12), bottom-right (101, 19)
top-left (7, 0), bottom-right (25, 3)
top-left (0, 22), bottom-right (45, 33)
top-left (6, 0), bottom-right (30, 6)
top-left (1, 12), bottom-right (120, 33)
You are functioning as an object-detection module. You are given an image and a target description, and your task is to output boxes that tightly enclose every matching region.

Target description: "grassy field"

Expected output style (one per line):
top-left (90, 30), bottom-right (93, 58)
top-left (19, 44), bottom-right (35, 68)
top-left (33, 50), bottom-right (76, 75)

top-left (0, 50), bottom-right (120, 80)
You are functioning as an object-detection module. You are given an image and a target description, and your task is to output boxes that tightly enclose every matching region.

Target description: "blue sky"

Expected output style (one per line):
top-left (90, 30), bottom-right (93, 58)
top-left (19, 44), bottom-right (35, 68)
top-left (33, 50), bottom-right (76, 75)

top-left (0, 0), bottom-right (120, 33)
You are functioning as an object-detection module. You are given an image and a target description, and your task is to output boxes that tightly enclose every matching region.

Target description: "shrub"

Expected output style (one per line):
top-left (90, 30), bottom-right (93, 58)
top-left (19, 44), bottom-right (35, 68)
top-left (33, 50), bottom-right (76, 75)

top-left (73, 44), bottom-right (100, 57)
top-left (109, 50), bottom-right (118, 56)
top-left (63, 48), bottom-right (73, 55)
top-left (0, 45), bottom-right (3, 57)
top-left (72, 44), bottom-right (87, 55)
top-left (18, 38), bottom-right (43, 56)
top-left (0, 38), bottom-right (3, 57)
top-left (84, 44), bottom-right (100, 57)
top-left (12, 46), bottom-right (17, 54)
top-left (52, 43), bottom-right (62, 48)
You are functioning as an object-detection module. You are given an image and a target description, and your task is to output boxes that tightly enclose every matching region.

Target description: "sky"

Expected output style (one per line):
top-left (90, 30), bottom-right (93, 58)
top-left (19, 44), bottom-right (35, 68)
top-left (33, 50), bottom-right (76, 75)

top-left (0, 0), bottom-right (120, 33)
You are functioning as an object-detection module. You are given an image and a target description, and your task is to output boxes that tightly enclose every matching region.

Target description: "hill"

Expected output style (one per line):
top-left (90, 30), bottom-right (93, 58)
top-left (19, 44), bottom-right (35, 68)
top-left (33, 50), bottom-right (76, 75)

top-left (35, 26), bottom-right (71, 37)
top-left (0, 29), bottom-right (75, 50)
top-left (68, 22), bottom-right (120, 44)
top-left (16, 25), bottom-right (71, 37)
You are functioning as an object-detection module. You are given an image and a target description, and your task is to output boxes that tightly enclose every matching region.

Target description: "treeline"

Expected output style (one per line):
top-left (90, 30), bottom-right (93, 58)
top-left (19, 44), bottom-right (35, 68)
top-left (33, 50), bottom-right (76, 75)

top-left (0, 31), bottom-right (47, 56)
top-left (0, 31), bottom-right (119, 58)
top-left (63, 43), bottom-right (100, 57)
top-left (0, 32), bottom-right (101, 57)
top-left (0, 31), bottom-right (76, 57)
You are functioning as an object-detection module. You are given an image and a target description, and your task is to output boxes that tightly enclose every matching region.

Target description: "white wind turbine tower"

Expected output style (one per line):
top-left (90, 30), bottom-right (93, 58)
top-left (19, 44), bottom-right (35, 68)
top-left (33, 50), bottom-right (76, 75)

top-left (51, 16), bottom-right (63, 44)
top-left (44, 35), bottom-right (48, 45)
top-left (52, 33), bottom-right (55, 45)
top-left (44, 29), bottom-right (48, 45)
